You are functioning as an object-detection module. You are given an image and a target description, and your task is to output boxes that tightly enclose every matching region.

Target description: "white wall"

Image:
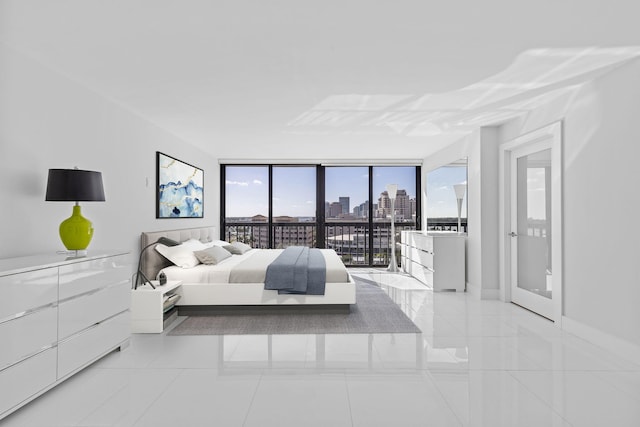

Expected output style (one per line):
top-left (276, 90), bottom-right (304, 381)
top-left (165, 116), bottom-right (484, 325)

top-left (424, 58), bottom-right (640, 353)
top-left (498, 59), bottom-right (640, 351)
top-left (561, 60), bottom-right (640, 348)
top-left (0, 44), bottom-right (218, 267)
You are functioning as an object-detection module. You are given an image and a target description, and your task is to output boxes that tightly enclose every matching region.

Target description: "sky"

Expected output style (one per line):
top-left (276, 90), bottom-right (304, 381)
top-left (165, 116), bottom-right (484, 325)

top-left (224, 165), bottom-right (478, 219)
top-left (425, 165), bottom-right (468, 219)
top-left (224, 166), bottom-right (419, 218)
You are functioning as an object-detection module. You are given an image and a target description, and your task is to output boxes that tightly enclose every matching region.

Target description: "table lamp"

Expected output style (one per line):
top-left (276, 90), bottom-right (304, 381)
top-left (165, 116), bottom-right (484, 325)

top-left (45, 168), bottom-right (105, 252)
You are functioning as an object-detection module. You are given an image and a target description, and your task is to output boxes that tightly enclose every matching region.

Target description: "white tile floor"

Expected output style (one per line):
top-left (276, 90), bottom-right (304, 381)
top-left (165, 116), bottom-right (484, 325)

top-left (3, 270), bottom-right (640, 426)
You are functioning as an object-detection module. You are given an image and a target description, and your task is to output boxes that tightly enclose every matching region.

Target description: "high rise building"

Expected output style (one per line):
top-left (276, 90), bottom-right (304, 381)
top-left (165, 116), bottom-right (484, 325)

top-left (339, 197), bottom-right (350, 215)
top-left (329, 202), bottom-right (342, 218)
top-left (378, 189), bottom-right (411, 219)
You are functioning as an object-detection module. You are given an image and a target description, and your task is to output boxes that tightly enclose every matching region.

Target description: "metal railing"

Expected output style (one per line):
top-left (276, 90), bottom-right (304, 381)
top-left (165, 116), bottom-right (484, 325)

top-left (426, 218), bottom-right (468, 233)
top-left (223, 221), bottom-right (416, 266)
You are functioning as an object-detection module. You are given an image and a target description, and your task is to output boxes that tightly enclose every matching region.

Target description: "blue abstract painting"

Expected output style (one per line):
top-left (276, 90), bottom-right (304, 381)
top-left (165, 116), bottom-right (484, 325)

top-left (157, 152), bottom-right (204, 218)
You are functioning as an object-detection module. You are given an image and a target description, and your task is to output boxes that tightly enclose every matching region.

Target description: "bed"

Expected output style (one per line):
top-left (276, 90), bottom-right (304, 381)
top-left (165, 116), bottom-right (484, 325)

top-left (139, 227), bottom-right (356, 308)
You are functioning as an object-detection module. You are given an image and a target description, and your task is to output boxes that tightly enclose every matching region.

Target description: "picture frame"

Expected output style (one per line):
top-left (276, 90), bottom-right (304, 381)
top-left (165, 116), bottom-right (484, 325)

top-left (156, 151), bottom-right (204, 218)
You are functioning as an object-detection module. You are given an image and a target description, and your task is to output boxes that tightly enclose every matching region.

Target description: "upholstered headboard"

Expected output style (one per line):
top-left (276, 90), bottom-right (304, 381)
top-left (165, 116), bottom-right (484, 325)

top-left (140, 226), bottom-right (216, 281)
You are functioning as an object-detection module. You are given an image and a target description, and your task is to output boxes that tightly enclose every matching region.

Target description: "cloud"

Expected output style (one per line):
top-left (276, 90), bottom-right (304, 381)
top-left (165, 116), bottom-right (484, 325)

top-left (253, 179), bottom-right (263, 185)
top-left (306, 200), bottom-right (314, 204)
top-left (226, 180), bottom-right (248, 186)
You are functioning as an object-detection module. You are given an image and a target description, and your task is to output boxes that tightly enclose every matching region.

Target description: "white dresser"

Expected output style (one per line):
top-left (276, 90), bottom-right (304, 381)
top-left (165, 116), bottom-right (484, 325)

top-left (401, 231), bottom-right (466, 291)
top-left (0, 251), bottom-right (130, 420)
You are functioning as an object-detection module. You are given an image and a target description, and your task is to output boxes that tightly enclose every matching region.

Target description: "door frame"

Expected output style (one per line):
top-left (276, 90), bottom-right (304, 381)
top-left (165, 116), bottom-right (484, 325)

top-left (498, 121), bottom-right (563, 324)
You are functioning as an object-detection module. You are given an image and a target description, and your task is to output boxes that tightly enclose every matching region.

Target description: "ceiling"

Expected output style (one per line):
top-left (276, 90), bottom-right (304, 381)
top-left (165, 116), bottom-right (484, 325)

top-left (2, 0), bottom-right (640, 158)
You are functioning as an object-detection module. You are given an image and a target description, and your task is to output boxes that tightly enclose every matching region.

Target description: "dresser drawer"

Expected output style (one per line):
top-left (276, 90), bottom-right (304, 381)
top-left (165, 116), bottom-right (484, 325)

top-left (0, 307), bottom-right (58, 370)
top-left (409, 246), bottom-right (433, 266)
top-left (410, 260), bottom-right (434, 287)
top-left (0, 268), bottom-right (57, 320)
top-left (0, 348), bottom-right (57, 416)
top-left (58, 255), bottom-right (129, 300)
top-left (58, 280), bottom-right (130, 340)
top-left (411, 233), bottom-right (433, 252)
top-left (58, 310), bottom-right (130, 379)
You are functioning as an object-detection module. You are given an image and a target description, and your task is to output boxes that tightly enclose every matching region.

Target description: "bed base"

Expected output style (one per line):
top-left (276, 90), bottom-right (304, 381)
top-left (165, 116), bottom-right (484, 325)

top-left (178, 304), bottom-right (350, 316)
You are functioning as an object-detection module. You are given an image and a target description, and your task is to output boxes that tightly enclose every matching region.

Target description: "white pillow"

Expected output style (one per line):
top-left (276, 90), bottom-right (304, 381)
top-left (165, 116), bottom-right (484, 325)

top-left (155, 243), bottom-right (200, 268)
top-left (182, 239), bottom-right (207, 251)
top-left (204, 240), bottom-right (230, 248)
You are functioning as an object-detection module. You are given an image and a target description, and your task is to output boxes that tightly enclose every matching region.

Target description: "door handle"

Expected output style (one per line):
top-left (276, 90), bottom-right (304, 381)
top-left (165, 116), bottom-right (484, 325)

top-left (509, 232), bottom-right (518, 237)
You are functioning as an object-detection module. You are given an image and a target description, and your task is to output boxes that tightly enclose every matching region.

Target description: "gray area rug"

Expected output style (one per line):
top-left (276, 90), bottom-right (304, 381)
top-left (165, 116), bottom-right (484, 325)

top-left (168, 278), bottom-right (421, 335)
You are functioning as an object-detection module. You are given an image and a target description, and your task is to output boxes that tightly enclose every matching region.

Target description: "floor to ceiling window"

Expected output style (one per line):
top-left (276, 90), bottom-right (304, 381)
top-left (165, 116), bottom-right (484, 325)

top-left (324, 167), bottom-right (369, 265)
top-left (221, 164), bottom-right (420, 266)
top-left (272, 166), bottom-right (317, 248)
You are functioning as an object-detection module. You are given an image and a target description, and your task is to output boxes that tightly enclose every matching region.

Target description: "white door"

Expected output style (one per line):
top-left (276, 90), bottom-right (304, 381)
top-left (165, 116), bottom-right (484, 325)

top-left (510, 141), bottom-right (554, 319)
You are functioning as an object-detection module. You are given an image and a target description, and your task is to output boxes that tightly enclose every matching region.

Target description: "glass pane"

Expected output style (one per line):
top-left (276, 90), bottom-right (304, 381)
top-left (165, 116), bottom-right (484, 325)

top-left (224, 166), bottom-right (269, 246)
top-left (225, 166), bottom-right (269, 220)
top-left (426, 160), bottom-right (467, 232)
top-left (325, 167), bottom-right (368, 265)
top-left (272, 166), bottom-right (316, 220)
top-left (372, 166), bottom-right (417, 223)
top-left (372, 166), bottom-right (417, 267)
top-left (272, 166), bottom-right (317, 249)
top-left (325, 167), bottom-right (368, 222)
top-left (517, 149), bottom-right (552, 299)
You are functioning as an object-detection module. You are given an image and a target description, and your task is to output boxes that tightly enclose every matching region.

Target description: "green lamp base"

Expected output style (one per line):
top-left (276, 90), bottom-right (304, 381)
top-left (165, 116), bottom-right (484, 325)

top-left (59, 205), bottom-right (94, 250)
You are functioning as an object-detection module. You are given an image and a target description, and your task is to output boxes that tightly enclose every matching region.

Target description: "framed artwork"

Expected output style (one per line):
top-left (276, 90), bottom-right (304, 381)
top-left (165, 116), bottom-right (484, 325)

top-left (156, 152), bottom-right (204, 218)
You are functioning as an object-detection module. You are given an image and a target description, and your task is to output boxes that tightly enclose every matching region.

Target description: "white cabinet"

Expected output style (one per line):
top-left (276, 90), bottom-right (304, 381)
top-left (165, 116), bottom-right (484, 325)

top-left (0, 251), bottom-right (130, 420)
top-left (131, 281), bottom-right (183, 333)
top-left (401, 231), bottom-right (466, 291)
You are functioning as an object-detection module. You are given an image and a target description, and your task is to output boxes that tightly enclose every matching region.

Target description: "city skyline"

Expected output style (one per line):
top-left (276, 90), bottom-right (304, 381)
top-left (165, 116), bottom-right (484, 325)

top-left (224, 165), bottom-right (471, 220)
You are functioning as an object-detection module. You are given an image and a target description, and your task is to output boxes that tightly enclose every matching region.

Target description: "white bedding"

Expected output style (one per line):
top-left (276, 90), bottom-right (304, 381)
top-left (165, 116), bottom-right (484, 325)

top-left (159, 248), bottom-right (260, 283)
top-left (159, 248), bottom-right (350, 284)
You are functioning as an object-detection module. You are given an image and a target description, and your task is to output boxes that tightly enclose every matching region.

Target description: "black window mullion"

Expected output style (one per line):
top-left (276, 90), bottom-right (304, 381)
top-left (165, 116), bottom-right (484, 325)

top-left (220, 165), bottom-right (226, 240)
top-left (368, 165), bottom-right (374, 266)
top-left (316, 165), bottom-right (325, 248)
top-left (268, 165), bottom-right (273, 248)
top-left (415, 165), bottom-right (421, 231)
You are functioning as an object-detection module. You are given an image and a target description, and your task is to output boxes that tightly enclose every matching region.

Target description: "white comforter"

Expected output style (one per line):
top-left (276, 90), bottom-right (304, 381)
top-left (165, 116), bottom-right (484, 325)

top-left (159, 248), bottom-right (350, 284)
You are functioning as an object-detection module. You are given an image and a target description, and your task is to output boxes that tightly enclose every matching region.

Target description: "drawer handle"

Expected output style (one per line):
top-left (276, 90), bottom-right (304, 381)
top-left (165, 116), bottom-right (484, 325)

top-left (0, 302), bottom-right (58, 325)
top-left (58, 309), bottom-right (128, 343)
top-left (59, 279), bottom-right (129, 304)
top-left (0, 343), bottom-right (57, 373)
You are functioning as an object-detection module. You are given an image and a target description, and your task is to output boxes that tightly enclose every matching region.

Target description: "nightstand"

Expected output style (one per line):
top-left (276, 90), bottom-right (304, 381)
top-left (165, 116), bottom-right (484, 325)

top-left (131, 280), bottom-right (183, 333)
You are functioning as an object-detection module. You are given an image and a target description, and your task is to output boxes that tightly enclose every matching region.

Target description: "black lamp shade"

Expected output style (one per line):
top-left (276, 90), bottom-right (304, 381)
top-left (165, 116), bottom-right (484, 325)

top-left (45, 169), bottom-right (105, 202)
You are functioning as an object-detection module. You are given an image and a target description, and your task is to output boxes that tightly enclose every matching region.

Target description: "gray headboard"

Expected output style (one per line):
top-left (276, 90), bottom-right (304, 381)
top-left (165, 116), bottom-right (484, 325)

top-left (140, 226), bottom-right (216, 281)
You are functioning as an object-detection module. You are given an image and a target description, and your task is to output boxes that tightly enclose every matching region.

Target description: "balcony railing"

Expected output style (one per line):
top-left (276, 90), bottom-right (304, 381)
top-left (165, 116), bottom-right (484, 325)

top-left (426, 218), bottom-right (468, 233)
top-left (223, 221), bottom-right (416, 267)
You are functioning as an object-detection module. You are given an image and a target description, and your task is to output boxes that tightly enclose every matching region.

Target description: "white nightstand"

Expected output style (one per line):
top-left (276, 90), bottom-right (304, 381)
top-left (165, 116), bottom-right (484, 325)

top-left (131, 280), bottom-right (183, 333)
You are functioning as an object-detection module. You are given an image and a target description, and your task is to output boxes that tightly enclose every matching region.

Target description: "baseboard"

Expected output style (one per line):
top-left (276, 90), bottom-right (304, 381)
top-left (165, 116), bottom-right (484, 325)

top-left (466, 281), bottom-right (481, 298)
top-left (466, 282), bottom-right (500, 300)
top-left (562, 316), bottom-right (640, 365)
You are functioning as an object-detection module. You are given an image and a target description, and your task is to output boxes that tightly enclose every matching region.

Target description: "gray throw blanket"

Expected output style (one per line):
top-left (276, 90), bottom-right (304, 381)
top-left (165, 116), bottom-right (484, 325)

top-left (264, 246), bottom-right (326, 295)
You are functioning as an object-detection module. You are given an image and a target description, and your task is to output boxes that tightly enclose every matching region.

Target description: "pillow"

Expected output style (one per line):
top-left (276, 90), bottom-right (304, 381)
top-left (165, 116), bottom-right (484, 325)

top-left (194, 246), bottom-right (232, 265)
top-left (182, 238), bottom-right (207, 251)
top-left (223, 241), bottom-right (252, 255)
top-left (204, 240), bottom-right (230, 248)
top-left (155, 243), bottom-right (200, 268)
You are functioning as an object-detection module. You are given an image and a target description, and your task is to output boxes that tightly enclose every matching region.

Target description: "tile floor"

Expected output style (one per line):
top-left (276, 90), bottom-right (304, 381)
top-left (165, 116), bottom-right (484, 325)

top-left (2, 270), bottom-right (640, 426)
